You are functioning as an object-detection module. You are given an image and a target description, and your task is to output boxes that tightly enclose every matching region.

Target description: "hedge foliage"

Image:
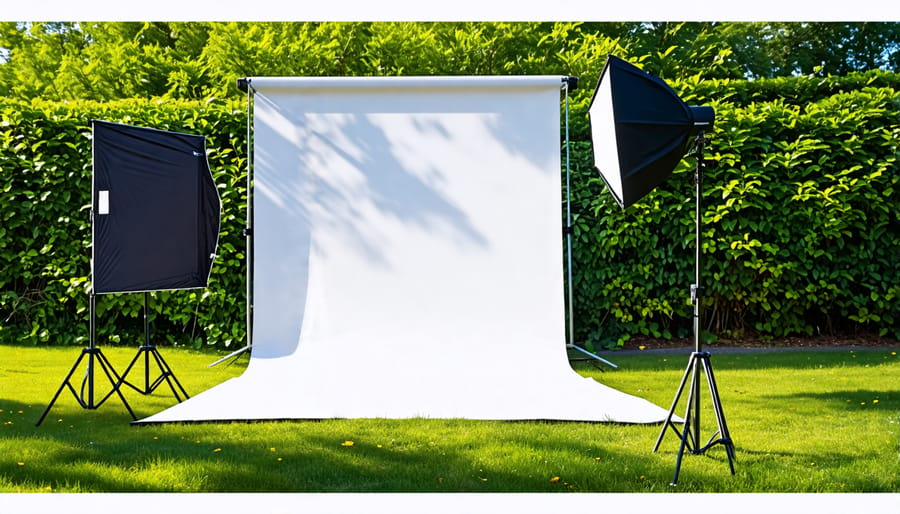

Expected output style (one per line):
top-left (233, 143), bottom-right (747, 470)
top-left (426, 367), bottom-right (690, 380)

top-left (568, 74), bottom-right (900, 348)
top-left (1, 70), bottom-right (898, 350)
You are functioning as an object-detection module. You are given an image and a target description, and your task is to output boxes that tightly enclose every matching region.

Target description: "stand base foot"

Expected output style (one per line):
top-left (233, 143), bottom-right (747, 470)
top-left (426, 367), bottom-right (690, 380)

top-left (37, 347), bottom-right (136, 426)
top-left (119, 345), bottom-right (189, 402)
top-left (653, 351), bottom-right (736, 485)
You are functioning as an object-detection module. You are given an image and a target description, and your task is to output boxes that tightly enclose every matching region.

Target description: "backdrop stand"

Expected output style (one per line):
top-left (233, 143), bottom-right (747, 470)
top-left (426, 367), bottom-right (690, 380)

top-left (210, 78), bottom-right (255, 368)
top-left (652, 134), bottom-right (736, 485)
top-left (562, 76), bottom-right (617, 370)
top-left (117, 292), bottom-right (189, 402)
top-left (36, 291), bottom-right (136, 426)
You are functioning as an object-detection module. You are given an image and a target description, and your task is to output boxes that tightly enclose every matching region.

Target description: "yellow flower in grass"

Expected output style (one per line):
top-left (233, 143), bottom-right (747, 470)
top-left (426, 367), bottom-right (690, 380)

top-left (549, 476), bottom-right (561, 483)
top-left (341, 440), bottom-right (355, 447)
top-left (213, 448), bottom-right (222, 453)
top-left (17, 462), bottom-right (25, 467)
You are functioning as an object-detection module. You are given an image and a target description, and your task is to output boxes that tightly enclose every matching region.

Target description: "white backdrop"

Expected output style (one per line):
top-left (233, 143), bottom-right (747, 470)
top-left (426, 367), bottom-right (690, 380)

top-left (140, 76), bottom-right (670, 423)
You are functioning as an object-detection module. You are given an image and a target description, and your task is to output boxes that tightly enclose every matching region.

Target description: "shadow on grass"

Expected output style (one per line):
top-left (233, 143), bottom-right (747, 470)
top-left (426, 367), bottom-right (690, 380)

top-left (762, 388), bottom-right (898, 410)
top-left (2, 397), bottom-right (708, 493)
top-left (6, 396), bottom-right (897, 493)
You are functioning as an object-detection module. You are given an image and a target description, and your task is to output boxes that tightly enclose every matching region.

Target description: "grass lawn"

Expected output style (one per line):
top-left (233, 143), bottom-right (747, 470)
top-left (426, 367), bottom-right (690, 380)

top-left (0, 344), bottom-right (898, 495)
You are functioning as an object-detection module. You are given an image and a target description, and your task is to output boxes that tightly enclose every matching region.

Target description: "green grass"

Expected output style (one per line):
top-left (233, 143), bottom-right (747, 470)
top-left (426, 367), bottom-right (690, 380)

top-left (1, 344), bottom-right (898, 493)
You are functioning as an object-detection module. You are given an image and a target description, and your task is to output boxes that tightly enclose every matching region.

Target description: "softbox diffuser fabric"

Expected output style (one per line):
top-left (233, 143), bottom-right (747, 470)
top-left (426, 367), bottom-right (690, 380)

top-left (92, 120), bottom-right (221, 294)
top-left (140, 76), bottom-right (671, 424)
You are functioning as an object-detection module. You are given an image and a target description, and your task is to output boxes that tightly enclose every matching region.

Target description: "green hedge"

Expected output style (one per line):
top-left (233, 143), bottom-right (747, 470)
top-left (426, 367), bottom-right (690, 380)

top-left (565, 69), bottom-right (900, 145)
top-left (568, 79), bottom-right (900, 348)
top-left (0, 98), bottom-right (248, 348)
top-left (1, 70), bottom-right (898, 350)
top-left (679, 69), bottom-right (900, 108)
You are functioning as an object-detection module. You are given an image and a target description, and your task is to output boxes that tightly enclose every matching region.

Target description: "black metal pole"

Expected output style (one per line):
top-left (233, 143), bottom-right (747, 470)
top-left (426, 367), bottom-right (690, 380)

top-left (210, 79), bottom-right (255, 368)
top-left (562, 77), bottom-right (617, 369)
top-left (690, 134), bottom-right (705, 453)
top-left (144, 291), bottom-right (150, 390)
top-left (693, 136), bottom-right (704, 356)
top-left (87, 290), bottom-right (97, 406)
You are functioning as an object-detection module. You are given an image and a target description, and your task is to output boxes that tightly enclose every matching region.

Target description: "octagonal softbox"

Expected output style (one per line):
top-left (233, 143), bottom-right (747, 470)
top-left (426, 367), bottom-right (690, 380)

top-left (92, 120), bottom-right (221, 294)
top-left (589, 55), bottom-right (714, 208)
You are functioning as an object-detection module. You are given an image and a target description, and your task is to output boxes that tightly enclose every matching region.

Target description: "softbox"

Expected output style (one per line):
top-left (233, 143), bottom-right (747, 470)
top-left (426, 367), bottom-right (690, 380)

top-left (92, 120), bottom-right (221, 294)
top-left (588, 55), bottom-right (714, 208)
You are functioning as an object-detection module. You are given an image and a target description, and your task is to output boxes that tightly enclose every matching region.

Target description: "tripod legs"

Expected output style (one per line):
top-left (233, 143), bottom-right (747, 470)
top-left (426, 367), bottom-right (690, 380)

top-left (653, 351), bottom-right (736, 485)
top-left (36, 347), bottom-right (137, 426)
top-left (116, 292), bottom-right (189, 402)
top-left (118, 345), bottom-right (190, 402)
top-left (37, 293), bottom-right (188, 426)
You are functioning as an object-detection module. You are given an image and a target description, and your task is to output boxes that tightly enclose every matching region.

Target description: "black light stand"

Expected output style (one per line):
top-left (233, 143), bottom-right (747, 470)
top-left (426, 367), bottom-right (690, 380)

top-left (117, 292), bottom-right (189, 402)
top-left (652, 133), bottom-right (736, 485)
top-left (36, 291), bottom-right (136, 426)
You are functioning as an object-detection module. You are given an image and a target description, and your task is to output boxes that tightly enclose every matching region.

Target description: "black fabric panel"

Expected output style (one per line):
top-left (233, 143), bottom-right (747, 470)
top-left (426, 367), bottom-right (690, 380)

top-left (92, 120), bottom-right (220, 294)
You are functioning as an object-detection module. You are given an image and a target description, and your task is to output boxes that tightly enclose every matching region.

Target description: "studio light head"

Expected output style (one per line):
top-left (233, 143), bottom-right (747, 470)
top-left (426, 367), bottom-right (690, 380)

top-left (588, 55), bottom-right (715, 208)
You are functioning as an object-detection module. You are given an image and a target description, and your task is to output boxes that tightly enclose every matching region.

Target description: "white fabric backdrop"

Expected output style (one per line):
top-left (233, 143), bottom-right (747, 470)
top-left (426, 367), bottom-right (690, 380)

top-left (140, 76), bottom-right (671, 423)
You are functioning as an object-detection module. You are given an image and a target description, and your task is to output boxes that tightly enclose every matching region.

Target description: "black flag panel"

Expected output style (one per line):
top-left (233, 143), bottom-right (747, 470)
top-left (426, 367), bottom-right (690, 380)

top-left (92, 120), bottom-right (221, 294)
